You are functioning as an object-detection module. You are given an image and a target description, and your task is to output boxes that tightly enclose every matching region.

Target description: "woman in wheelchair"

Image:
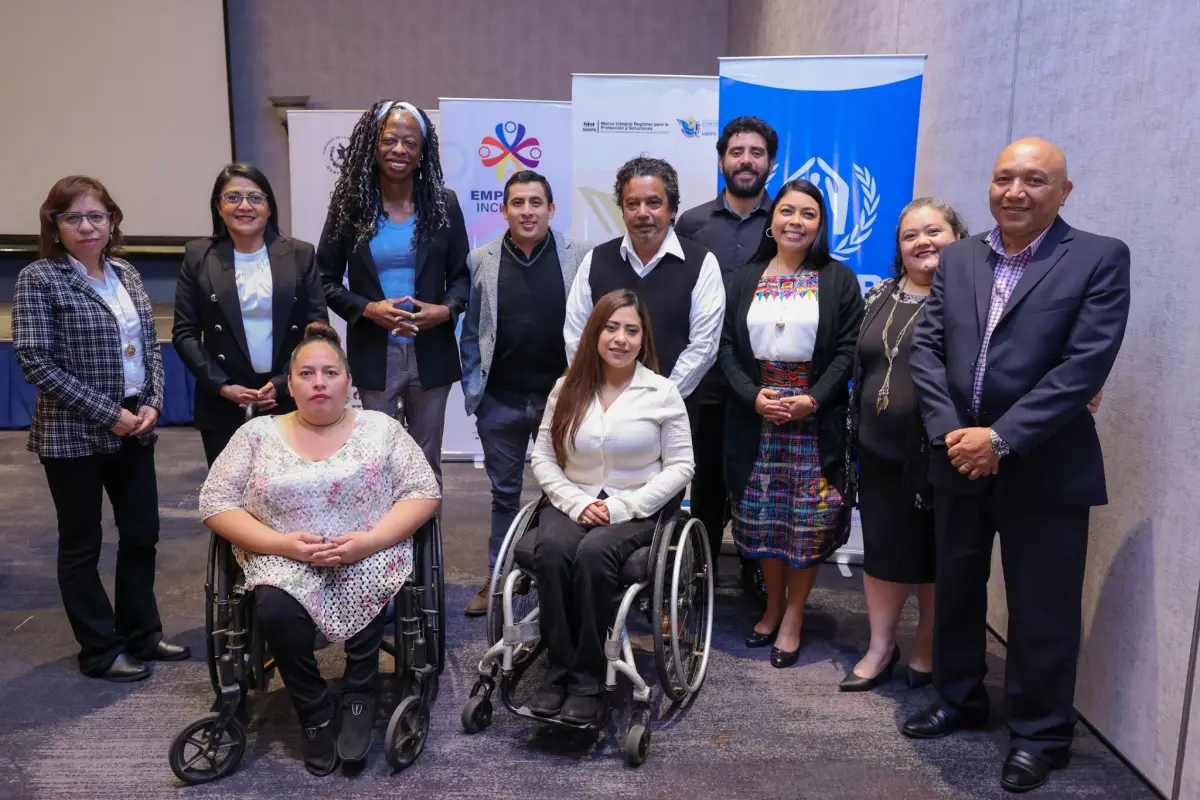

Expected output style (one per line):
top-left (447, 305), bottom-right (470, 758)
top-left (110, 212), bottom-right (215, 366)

top-left (198, 322), bottom-right (440, 775)
top-left (528, 289), bottom-right (694, 724)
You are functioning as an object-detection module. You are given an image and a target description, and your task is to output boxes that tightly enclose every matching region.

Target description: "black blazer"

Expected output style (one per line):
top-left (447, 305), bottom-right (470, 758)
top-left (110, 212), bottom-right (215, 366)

top-left (316, 189), bottom-right (470, 391)
top-left (720, 259), bottom-right (864, 502)
top-left (909, 217), bottom-right (1131, 506)
top-left (172, 234), bottom-right (327, 431)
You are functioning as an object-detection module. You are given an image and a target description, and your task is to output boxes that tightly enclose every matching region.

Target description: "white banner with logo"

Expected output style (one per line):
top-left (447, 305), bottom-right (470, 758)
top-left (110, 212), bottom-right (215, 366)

top-left (286, 108), bottom-right (484, 460)
top-left (569, 74), bottom-right (718, 245)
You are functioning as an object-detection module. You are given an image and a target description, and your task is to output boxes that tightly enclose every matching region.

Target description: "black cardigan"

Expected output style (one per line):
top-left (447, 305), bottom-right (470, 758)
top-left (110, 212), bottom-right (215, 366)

top-left (316, 189), bottom-right (470, 391)
top-left (720, 259), bottom-right (864, 502)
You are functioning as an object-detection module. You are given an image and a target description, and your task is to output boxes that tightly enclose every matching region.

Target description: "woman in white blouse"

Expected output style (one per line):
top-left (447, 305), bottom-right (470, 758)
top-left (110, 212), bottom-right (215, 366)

top-left (720, 179), bottom-right (863, 669)
top-left (173, 163), bottom-right (327, 465)
top-left (200, 322), bottom-right (440, 775)
top-left (529, 289), bottom-right (694, 724)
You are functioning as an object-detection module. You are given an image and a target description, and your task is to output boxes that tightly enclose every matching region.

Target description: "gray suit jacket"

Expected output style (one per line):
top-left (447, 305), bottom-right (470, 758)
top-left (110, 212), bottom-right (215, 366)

top-left (460, 228), bottom-right (585, 415)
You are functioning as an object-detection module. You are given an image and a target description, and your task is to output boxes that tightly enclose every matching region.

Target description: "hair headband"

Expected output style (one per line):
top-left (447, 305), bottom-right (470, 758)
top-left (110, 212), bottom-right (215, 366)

top-left (376, 100), bottom-right (427, 138)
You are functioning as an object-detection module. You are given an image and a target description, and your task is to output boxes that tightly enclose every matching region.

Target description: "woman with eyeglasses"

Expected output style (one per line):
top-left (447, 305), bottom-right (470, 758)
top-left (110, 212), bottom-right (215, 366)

top-left (173, 163), bottom-right (328, 465)
top-left (13, 176), bottom-right (188, 683)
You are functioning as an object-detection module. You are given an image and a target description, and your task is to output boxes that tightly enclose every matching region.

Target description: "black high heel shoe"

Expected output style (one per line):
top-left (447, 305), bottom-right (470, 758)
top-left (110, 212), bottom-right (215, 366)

top-left (906, 666), bottom-right (932, 689)
top-left (838, 645), bottom-right (900, 692)
top-left (744, 624), bottom-right (780, 648)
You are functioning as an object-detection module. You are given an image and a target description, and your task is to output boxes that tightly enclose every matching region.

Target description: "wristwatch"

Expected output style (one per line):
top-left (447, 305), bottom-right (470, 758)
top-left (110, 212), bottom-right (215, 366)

top-left (988, 428), bottom-right (1011, 457)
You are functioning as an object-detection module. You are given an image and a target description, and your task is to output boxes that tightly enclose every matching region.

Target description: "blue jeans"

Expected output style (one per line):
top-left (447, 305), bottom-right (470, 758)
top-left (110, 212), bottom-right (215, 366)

top-left (475, 391), bottom-right (546, 567)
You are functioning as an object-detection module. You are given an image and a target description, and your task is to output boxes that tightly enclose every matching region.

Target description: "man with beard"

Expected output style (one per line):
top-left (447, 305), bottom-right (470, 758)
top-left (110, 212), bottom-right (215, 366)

top-left (564, 156), bottom-right (724, 401)
top-left (676, 117), bottom-right (777, 600)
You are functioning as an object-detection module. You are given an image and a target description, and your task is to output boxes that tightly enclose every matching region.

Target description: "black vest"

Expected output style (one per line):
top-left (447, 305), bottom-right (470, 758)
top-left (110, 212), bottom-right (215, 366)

top-left (587, 234), bottom-right (707, 378)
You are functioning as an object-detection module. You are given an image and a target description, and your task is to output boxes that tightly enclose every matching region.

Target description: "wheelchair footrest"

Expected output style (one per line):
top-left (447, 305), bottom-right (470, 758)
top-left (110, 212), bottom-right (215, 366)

top-left (503, 621), bottom-right (539, 644)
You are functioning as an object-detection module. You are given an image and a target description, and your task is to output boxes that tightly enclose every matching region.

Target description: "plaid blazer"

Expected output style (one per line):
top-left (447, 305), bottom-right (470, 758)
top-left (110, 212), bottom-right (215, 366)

top-left (12, 256), bottom-right (165, 458)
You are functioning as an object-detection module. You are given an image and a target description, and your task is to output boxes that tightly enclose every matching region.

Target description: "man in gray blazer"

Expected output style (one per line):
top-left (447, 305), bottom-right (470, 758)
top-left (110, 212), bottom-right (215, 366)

top-left (460, 171), bottom-right (587, 615)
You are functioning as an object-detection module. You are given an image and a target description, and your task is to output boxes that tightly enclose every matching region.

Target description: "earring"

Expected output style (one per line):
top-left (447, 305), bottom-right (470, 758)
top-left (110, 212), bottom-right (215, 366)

top-left (54, 235), bottom-right (60, 243)
top-left (765, 228), bottom-right (774, 239)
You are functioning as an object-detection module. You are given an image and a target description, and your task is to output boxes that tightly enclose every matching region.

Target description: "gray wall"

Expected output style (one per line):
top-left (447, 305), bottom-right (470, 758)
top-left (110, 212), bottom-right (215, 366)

top-left (731, 1), bottom-right (1200, 797)
top-left (225, 0), bottom-right (730, 231)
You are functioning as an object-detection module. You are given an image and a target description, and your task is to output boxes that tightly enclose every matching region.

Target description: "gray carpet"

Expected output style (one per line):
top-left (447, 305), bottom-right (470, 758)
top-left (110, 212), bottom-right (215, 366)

top-left (0, 429), bottom-right (1158, 799)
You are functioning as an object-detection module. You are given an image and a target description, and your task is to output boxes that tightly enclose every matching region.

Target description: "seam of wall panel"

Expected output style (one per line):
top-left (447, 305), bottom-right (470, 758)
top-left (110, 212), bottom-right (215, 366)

top-left (1005, 0), bottom-right (1024, 142)
top-left (1171, 580), bottom-right (1200, 800)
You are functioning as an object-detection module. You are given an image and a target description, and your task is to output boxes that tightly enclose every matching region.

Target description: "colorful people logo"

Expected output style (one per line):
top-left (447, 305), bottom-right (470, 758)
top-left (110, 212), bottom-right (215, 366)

top-left (478, 121), bottom-right (542, 179)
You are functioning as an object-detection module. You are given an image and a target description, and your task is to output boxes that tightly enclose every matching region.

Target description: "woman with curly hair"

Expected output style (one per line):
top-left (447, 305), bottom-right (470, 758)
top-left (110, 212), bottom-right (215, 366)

top-left (316, 100), bottom-right (469, 483)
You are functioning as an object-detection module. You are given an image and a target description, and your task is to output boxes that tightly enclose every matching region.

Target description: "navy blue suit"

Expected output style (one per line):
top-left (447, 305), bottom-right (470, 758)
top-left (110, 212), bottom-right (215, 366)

top-left (910, 216), bottom-right (1130, 757)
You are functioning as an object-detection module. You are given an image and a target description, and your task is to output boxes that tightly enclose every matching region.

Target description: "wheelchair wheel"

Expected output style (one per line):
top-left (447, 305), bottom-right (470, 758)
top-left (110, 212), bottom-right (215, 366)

top-left (384, 695), bottom-right (429, 771)
top-left (204, 536), bottom-right (222, 694)
top-left (651, 517), bottom-right (714, 701)
top-left (625, 723), bottom-right (650, 766)
top-left (461, 693), bottom-right (493, 734)
top-left (487, 504), bottom-right (540, 666)
top-left (169, 713), bottom-right (246, 785)
top-left (429, 518), bottom-right (445, 675)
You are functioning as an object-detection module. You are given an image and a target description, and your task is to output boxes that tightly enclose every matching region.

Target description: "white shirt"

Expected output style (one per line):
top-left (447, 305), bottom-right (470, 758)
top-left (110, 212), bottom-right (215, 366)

top-left (70, 255), bottom-right (145, 397)
top-left (233, 245), bottom-right (274, 374)
top-left (563, 228), bottom-right (725, 398)
top-left (746, 278), bottom-right (820, 362)
top-left (531, 363), bottom-right (695, 525)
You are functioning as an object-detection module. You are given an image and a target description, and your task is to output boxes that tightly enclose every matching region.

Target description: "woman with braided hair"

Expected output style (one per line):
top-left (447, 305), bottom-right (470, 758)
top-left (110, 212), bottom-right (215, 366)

top-left (317, 100), bottom-right (469, 484)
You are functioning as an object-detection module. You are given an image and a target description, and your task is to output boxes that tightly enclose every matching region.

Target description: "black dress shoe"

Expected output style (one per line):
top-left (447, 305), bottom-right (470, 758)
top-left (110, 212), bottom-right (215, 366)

top-left (1001, 748), bottom-right (1069, 793)
top-left (301, 717), bottom-right (339, 776)
top-left (744, 625), bottom-right (780, 648)
top-left (770, 645), bottom-right (800, 668)
top-left (839, 645), bottom-right (900, 692)
top-left (529, 685), bottom-right (566, 717)
top-left (101, 652), bottom-right (152, 683)
top-left (559, 693), bottom-right (602, 724)
top-left (902, 705), bottom-right (988, 739)
top-left (906, 666), bottom-right (933, 689)
top-left (336, 693), bottom-right (375, 763)
top-left (136, 641), bottom-right (191, 662)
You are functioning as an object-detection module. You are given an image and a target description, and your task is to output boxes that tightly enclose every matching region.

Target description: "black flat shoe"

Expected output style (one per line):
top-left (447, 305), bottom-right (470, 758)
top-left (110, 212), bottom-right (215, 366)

top-left (301, 717), bottom-right (339, 776)
top-left (745, 625), bottom-right (780, 648)
top-left (770, 645), bottom-right (800, 668)
top-left (839, 645), bottom-right (900, 692)
top-left (336, 693), bottom-right (375, 763)
top-left (135, 640), bottom-right (191, 662)
top-left (559, 693), bottom-right (602, 724)
top-left (100, 652), bottom-right (152, 683)
top-left (906, 666), bottom-right (933, 689)
top-left (1001, 747), bottom-right (1070, 793)
top-left (529, 685), bottom-right (566, 717)
top-left (901, 705), bottom-right (989, 739)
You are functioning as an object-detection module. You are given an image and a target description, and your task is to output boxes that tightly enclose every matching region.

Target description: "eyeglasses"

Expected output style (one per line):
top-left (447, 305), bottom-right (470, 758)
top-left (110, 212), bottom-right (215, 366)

top-left (57, 211), bottom-right (112, 228)
top-left (221, 191), bottom-right (268, 207)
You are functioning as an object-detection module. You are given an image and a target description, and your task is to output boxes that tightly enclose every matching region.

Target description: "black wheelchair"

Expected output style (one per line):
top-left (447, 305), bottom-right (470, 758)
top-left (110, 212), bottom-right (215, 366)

top-left (461, 496), bottom-right (714, 765)
top-left (167, 430), bottom-right (445, 784)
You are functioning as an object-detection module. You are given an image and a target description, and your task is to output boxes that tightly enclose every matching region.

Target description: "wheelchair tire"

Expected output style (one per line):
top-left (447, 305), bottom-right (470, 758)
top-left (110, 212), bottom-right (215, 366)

top-left (461, 694), bottom-right (493, 734)
top-left (430, 518), bottom-right (446, 675)
top-left (625, 723), bottom-right (650, 766)
top-left (168, 713), bottom-right (246, 785)
top-left (384, 695), bottom-right (429, 771)
top-left (651, 517), bottom-right (714, 701)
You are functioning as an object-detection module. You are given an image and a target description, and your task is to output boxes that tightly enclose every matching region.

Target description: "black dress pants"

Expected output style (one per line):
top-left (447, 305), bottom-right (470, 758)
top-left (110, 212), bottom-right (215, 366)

top-left (933, 489), bottom-right (1090, 759)
top-left (200, 426), bottom-right (238, 468)
top-left (532, 506), bottom-right (656, 696)
top-left (41, 435), bottom-right (163, 675)
top-left (254, 585), bottom-right (387, 726)
top-left (686, 394), bottom-right (731, 561)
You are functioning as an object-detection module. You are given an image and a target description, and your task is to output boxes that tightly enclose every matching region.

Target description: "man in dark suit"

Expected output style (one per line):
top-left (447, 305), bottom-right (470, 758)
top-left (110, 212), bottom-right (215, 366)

top-left (906, 138), bottom-right (1131, 793)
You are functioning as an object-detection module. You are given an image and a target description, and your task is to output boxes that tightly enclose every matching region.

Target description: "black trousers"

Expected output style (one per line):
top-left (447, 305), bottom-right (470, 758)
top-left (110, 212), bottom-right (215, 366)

top-left (933, 490), bottom-right (1090, 758)
top-left (200, 426), bottom-right (238, 468)
top-left (41, 434), bottom-right (162, 675)
top-left (254, 585), bottom-right (387, 726)
top-left (686, 395), bottom-right (731, 560)
top-left (532, 506), bottom-right (656, 695)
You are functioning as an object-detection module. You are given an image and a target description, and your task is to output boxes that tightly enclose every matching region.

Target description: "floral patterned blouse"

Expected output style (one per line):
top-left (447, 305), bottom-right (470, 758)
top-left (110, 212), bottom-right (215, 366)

top-left (199, 410), bottom-right (441, 642)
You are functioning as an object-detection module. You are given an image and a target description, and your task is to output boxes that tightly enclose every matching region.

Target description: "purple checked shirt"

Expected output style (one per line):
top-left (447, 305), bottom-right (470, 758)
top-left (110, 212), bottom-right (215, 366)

top-left (971, 224), bottom-right (1053, 410)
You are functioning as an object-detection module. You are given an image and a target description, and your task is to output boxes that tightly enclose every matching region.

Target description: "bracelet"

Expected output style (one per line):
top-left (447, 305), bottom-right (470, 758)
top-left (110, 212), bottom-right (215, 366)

top-left (807, 394), bottom-right (819, 411)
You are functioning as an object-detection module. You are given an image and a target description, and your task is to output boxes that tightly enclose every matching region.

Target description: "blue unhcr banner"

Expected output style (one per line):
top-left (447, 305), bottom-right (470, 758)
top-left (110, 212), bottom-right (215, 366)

top-left (718, 56), bottom-right (925, 292)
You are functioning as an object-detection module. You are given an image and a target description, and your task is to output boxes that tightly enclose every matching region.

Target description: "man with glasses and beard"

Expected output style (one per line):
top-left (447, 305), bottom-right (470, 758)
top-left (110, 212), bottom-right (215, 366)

top-left (676, 117), bottom-right (778, 602)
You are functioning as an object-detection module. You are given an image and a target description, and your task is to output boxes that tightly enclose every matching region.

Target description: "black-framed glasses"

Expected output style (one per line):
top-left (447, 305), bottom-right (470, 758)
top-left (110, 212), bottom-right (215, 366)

top-left (221, 191), bottom-right (267, 207)
top-left (57, 211), bottom-right (111, 228)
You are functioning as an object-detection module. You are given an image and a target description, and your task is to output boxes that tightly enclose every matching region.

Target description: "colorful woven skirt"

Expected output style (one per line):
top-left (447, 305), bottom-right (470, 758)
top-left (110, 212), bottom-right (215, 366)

top-left (732, 360), bottom-right (847, 569)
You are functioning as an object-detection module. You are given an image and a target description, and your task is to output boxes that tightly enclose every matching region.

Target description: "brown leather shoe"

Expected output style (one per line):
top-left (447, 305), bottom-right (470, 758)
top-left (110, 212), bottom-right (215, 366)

top-left (464, 583), bottom-right (489, 617)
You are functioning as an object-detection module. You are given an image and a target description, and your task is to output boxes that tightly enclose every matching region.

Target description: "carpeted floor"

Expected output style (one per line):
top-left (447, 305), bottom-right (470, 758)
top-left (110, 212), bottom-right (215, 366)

top-left (0, 428), bottom-right (1159, 799)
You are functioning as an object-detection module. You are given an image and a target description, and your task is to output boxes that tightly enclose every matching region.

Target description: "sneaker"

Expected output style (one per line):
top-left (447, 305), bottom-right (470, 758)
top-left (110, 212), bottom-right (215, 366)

top-left (464, 582), bottom-right (489, 617)
top-left (336, 692), bottom-right (375, 763)
top-left (559, 693), bottom-right (602, 725)
top-left (529, 684), bottom-right (566, 717)
top-left (301, 716), bottom-right (339, 776)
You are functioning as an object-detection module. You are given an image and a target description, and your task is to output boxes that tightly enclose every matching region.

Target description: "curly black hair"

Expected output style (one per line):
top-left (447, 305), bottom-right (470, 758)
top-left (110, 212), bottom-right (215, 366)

top-left (612, 156), bottom-right (681, 214)
top-left (324, 99), bottom-right (449, 249)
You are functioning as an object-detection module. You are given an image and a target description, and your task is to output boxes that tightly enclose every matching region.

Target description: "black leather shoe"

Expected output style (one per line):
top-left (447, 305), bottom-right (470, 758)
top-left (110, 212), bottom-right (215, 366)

top-left (745, 625), bottom-right (780, 648)
top-left (301, 717), bottom-right (339, 776)
top-left (1001, 748), bottom-right (1069, 793)
top-left (529, 685), bottom-right (566, 717)
top-left (138, 640), bottom-right (191, 662)
top-left (336, 693), bottom-right (375, 763)
top-left (101, 652), bottom-right (152, 683)
top-left (902, 705), bottom-right (988, 739)
top-left (839, 645), bottom-right (900, 692)
top-left (906, 666), bottom-right (933, 689)
top-left (559, 693), bottom-right (602, 724)
top-left (770, 645), bottom-right (800, 668)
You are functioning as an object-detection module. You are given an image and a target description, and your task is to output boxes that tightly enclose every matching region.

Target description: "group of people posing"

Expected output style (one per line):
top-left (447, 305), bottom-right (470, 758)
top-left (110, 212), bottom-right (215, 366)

top-left (13, 101), bottom-right (1130, 792)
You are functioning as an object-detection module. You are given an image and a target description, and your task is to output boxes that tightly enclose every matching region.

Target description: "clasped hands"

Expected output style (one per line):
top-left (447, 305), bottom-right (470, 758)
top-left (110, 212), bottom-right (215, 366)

top-left (280, 531), bottom-right (378, 566)
top-left (755, 388), bottom-right (816, 424)
top-left (220, 380), bottom-right (279, 412)
top-left (365, 296), bottom-right (451, 337)
top-left (111, 405), bottom-right (159, 437)
top-left (578, 500), bottom-right (610, 528)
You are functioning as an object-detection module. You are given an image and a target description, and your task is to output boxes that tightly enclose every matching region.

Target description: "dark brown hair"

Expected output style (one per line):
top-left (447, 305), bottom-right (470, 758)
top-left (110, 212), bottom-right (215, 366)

top-left (549, 289), bottom-right (658, 466)
top-left (289, 321), bottom-right (349, 373)
top-left (38, 176), bottom-right (125, 260)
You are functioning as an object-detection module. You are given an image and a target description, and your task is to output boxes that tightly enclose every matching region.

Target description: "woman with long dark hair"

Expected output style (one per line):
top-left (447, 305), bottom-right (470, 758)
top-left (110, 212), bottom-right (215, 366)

top-left (316, 100), bottom-right (469, 484)
top-left (173, 163), bottom-right (327, 465)
top-left (720, 179), bottom-right (863, 668)
top-left (528, 289), bottom-right (694, 724)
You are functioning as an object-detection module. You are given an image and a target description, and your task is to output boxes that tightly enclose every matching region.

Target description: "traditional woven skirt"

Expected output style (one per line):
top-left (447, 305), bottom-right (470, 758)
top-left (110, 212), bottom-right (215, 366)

top-left (732, 361), bottom-right (847, 569)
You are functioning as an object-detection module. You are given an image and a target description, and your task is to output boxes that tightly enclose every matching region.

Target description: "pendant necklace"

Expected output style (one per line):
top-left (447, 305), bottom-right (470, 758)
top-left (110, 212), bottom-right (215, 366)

top-left (875, 278), bottom-right (925, 413)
